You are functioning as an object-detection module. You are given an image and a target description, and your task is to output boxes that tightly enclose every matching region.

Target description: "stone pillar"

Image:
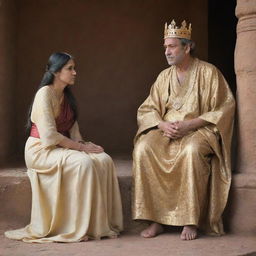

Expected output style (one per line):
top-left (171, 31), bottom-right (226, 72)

top-left (235, 1), bottom-right (256, 174)
top-left (226, 0), bottom-right (256, 234)
top-left (0, 0), bottom-right (17, 165)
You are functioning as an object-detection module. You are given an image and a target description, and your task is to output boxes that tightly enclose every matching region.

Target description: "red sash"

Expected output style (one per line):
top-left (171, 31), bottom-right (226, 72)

top-left (30, 96), bottom-right (75, 138)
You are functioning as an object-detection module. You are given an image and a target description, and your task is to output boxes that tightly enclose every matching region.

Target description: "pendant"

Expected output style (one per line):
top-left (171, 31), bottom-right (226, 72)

top-left (173, 101), bottom-right (182, 110)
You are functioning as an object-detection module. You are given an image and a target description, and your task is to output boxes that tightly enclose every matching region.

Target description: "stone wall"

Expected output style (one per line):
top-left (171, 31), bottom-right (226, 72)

top-left (0, 0), bottom-right (17, 165)
top-left (11, 0), bottom-right (208, 160)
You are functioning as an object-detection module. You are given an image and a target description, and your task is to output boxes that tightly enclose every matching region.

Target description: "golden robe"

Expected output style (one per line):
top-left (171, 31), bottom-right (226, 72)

top-left (5, 86), bottom-right (123, 243)
top-left (132, 58), bottom-right (235, 235)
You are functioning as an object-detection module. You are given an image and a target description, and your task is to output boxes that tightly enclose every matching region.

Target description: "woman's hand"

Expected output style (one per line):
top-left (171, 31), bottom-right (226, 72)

top-left (80, 142), bottom-right (104, 154)
top-left (58, 137), bottom-right (104, 153)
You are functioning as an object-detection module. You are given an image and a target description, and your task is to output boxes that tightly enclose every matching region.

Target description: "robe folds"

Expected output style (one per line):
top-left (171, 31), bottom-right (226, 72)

top-left (5, 86), bottom-right (123, 243)
top-left (132, 58), bottom-right (235, 235)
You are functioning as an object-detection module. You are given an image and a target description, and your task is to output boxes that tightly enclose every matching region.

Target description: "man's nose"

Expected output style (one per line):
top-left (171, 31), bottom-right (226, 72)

top-left (73, 69), bottom-right (77, 75)
top-left (165, 47), bottom-right (171, 55)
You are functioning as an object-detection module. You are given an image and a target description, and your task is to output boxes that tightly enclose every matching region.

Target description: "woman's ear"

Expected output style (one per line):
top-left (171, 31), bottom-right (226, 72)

top-left (53, 71), bottom-right (58, 77)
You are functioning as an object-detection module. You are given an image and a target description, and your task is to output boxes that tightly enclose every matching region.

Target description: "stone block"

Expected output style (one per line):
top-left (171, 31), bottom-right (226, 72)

top-left (224, 173), bottom-right (256, 234)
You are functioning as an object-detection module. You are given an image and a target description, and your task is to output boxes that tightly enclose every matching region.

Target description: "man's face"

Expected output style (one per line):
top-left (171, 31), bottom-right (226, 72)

top-left (164, 38), bottom-right (188, 66)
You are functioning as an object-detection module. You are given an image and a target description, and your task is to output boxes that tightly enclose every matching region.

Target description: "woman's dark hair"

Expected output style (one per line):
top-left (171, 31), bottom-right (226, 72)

top-left (179, 38), bottom-right (196, 56)
top-left (26, 52), bottom-right (78, 135)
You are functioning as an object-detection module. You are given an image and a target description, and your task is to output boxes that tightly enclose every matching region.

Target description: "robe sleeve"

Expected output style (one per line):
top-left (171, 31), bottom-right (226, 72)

top-left (199, 67), bottom-right (235, 173)
top-left (31, 87), bottom-right (65, 148)
top-left (199, 67), bottom-right (235, 136)
top-left (136, 72), bottom-right (167, 139)
top-left (69, 121), bottom-right (84, 142)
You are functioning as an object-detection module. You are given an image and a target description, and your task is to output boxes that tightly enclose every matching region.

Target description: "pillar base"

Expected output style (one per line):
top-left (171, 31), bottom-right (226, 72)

top-left (224, 173), bottom-right (256, 234)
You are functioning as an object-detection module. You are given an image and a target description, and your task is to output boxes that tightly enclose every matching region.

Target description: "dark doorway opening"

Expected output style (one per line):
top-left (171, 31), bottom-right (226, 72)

top-left (208, 0), bottom-right (237, 94)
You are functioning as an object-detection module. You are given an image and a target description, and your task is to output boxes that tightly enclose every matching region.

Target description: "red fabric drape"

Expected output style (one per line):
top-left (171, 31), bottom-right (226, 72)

top-left (30, 96), bottom-right (75, 139)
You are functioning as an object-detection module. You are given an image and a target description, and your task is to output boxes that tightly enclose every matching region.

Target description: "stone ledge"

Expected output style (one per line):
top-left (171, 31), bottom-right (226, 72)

top-left (232, 173), bottom-right (256, 189)
top-left (2, 168), bottom-right (256, 190)
top-left (225, 173), bottom-right (256, 234)
top-left (1, 164), bottom-right (256, 234)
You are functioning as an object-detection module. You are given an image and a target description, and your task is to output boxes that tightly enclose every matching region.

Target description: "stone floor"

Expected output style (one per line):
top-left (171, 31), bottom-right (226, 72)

top-left (1, 225), bottom-right (256, 256)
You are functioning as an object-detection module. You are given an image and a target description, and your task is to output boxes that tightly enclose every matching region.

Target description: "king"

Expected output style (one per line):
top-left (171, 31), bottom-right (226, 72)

top-left (132, 19), bottom-right (235, 240)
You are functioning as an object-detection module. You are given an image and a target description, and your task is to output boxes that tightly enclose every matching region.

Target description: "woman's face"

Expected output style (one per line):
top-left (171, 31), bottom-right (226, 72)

top-left (55, 59), bottom-right (76, 85)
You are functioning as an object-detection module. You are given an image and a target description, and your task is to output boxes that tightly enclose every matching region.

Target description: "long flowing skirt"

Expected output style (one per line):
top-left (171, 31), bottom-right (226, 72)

top-left (5, 137), bottom-right (123, 243)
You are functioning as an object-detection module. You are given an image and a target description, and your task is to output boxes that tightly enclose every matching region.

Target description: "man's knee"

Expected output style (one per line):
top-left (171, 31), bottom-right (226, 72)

top-left (134, 137), bottom-right (153, 157)
top-left (182, 141), bottom-right (203, 156)
top-left (182, 135), bottom-right (213, 161)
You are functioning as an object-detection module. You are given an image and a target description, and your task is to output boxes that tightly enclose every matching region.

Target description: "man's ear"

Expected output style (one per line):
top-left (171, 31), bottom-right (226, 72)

top-left (185, 44), bottom-right (191, 55)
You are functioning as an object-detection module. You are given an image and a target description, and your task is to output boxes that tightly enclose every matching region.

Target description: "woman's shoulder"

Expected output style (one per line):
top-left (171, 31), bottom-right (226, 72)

top-left (35, 86), bottom-right (53, 98)
top-left (34, 86), bottom-right (54, 103)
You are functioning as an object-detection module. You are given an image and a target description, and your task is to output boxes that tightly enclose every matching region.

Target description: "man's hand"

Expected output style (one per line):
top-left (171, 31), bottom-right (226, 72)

top-left (171, 120), bottom-right (191, 138)
top-left (158, 118), bottom-right (209, 139)
top-left (158, 121), bottom-right (180, 139)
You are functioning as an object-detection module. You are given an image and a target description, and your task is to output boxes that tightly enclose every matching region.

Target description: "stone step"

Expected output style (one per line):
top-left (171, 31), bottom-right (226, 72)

top-left (1, 158), bottom-right (256, 234)
top-left (0, 158), bottom-right (143, 232)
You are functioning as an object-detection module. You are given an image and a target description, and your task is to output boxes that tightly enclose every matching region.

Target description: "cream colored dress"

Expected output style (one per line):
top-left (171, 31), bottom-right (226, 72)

top-left (133, 58), bottom-right (235, 235)
top-left (5, 86), bottom-right (123, 243)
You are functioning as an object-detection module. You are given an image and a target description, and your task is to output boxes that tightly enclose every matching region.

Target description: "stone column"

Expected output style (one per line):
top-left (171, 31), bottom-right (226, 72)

top-left (227, 0), bottom-right (256, 234)
top-left (235, 1), bottom-right (256, 174)
top-left (0, 0), bottom-right (17, 165)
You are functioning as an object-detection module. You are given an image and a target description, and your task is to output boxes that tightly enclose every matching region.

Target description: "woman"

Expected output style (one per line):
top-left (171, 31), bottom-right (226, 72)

top-left (5, 52), bottom-right (123, 243)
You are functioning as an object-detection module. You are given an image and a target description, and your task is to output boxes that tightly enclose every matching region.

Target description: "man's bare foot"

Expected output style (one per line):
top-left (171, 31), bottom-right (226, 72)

top-left (180, 225), bottom-right (197, 240)
top-left (140, 222), bottom-right (164, 238)
top-left (109, 234), bottom-right (118, 239)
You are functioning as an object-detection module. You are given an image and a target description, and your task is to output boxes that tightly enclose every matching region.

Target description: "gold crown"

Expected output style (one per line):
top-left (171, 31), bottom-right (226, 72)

top-left (164, 19), bottom-right (192, 40)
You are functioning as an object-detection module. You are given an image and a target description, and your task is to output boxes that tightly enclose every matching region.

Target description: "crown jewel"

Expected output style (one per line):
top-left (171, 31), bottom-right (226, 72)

top-left (164, 19), bottom-right (192, 40)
